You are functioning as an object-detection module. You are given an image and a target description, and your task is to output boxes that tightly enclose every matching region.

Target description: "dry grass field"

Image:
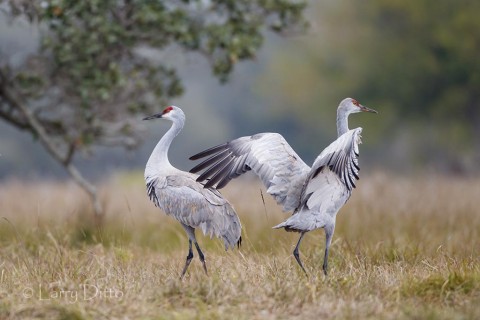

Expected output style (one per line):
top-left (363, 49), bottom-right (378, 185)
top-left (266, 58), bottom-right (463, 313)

top-left (0, 172), bottom-right (479, 319)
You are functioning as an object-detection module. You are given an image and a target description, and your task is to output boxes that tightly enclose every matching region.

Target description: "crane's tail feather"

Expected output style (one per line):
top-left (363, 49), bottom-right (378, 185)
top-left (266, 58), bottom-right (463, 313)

top-left (272, 222), bottom-right (301, 233)
top-left (222, 234), bottom-right (242, 251)
top-left (272, 222), bottom-right (286, 229)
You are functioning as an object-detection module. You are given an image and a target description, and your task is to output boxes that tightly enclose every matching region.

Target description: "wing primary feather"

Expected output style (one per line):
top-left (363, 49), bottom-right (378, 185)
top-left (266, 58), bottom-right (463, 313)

top-left (340, 154), bottom-right (351, 189)
top-left (312, 166), bottom-right (322, 179)
top-left (197, 154), bottom-right (232, 182)
top-left (216, 175), bottom-right (232, 189)
top-left (327, 153), bottom-right (335, 165)
top-left (219, 157), bottom-right (249, 186)
top-left (352, 159), bottom-right (360, 171)
top-left (189, 143), bottom-right (228, 160)
top-left (189, 149), bottom-right (229, 173)
top-left (189, 132), bottom-right (311, 211)
top-left (347, 168), bottom-right (355, 190)
top-left (349, 156), bottom-right (359, 180)
top-left (232, 155), bottom-right (249, 175)
top-left (205, 158), bottom-right (236, 189)
top-left (352, 168), bottom-right (359, 180)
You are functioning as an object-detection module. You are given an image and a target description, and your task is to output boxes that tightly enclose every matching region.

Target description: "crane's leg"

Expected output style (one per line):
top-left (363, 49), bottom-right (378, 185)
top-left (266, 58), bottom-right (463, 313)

top-left (180, 224), bottom-right (208, 276)
top-left (322, 224), bottom-right (335, 276)
top-left (293, 232), bottom-right (307, 275)
top-left (194, 242), bottom-right (208, 276)
top-left (180, 224), bottom-right (199, 279)
top-left (180, 240), bottom-right (194, 279)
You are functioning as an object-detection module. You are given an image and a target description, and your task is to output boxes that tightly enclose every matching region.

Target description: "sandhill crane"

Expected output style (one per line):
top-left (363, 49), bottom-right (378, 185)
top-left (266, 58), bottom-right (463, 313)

top-left (144, 106), bottom-right (241, 279)
top-left (189, 98), bottom-right (377, 275)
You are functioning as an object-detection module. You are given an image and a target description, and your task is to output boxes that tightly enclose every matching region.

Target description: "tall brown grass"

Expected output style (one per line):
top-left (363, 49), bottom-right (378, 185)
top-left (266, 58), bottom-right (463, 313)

top-left (0, 172), bottom-right (479, 319)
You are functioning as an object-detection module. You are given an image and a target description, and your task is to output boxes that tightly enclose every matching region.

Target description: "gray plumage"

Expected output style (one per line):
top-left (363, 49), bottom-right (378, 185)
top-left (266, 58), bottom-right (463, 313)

top-left (190, 98), bottom-right (377, 275)
top-left (144, 106), bottom-right (241, 278)
top-left (193, 132), bottom-right (311, 212)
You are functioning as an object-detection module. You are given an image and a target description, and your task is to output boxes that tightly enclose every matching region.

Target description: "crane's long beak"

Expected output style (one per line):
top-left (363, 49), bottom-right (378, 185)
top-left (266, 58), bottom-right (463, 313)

top-left (360, 105), bottom-right (378, 113)
top-left (143, 113), bottom-right (163, 120)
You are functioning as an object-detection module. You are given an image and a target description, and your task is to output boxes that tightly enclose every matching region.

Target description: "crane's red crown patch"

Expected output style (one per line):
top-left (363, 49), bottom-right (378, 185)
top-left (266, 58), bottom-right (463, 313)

top-left (163, 106), bottom-right (174, 114)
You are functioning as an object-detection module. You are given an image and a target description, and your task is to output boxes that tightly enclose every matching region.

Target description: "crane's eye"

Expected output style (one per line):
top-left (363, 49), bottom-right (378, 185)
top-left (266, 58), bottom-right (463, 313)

top-left (351, 99), bottom-right (360, 106)
top-left (163, 106), bottom-right (174, 114)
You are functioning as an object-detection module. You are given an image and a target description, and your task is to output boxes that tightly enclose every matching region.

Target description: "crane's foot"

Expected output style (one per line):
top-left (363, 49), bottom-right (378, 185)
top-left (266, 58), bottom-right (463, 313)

top-left (180, 253), bottom-right (194, 279)
top-left (293, 249), bottom-right (308, 276)
top-left (293, 232), bottom-right (308, 276)
top-left (322, 244), bottom-right (330, 276)
top-left (180, 241), bottom-right (194, 279)
top-left (195, 242), bottom-right (208, 276)
top-left (201, 260), bottom-right (208, 276)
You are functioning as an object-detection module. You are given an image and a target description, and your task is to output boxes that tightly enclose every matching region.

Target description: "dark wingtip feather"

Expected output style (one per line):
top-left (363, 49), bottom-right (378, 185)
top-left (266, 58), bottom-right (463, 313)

top-left (198, 169), bottom-right (216, 185)
top-left (204, 178), bottom-right (216, 189)
top-left (200, 155), bottom-right (234, 188)
top-left (216, 175), bottom-right (232, 189)
top-left (189, 143), bottom-right (229, 160)
top-left (237, 236), bottom-right (242, 249)
top-left (189, 150), bottom-right (229, 173)
top-left (205, 158), bottom-right (235, 188)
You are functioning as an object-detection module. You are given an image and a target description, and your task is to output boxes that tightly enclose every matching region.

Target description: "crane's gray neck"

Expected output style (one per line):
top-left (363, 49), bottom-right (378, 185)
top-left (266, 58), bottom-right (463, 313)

top-left (336, 108), bottom-right (350, 137)
top-left (146, 118), bottom-right (184, 174)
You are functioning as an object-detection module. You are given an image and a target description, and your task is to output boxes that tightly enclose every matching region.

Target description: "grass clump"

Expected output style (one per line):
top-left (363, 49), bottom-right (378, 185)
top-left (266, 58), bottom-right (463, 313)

top-left (0, 173), bottom-right (479, 319)
top-left (402, 268), bottom-right (480, 302)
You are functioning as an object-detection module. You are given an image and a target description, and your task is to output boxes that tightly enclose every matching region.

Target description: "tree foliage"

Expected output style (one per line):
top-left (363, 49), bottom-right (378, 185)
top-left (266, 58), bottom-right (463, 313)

top-left (1, 0), bottom-right (306, 151)
top-left (256, 0), bottom-right (480, 171)
top-left (344, 0), bottom-right (480, 170)
top-left (0, 0), bottom-right (306, 213)
top-left (356, 1), bottom-right (480, 131)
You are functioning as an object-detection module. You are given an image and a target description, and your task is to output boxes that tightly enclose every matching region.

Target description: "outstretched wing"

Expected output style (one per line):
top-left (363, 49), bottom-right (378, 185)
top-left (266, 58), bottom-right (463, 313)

top-left (297, 128), bottom-right (362, 213)
top-left (190, 133), bottom-right (311, 212)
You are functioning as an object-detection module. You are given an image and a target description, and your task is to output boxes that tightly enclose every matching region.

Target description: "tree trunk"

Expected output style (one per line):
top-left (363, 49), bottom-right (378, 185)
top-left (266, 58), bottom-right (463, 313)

top-left (0, 70), bottom-right (104, 217)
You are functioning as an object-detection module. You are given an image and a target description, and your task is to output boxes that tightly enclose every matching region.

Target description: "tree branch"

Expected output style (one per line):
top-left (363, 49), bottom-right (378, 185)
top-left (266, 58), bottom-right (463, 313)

top-left (0, 71), bottom-right (66, 163)
top-left (0, 69), bottom-right (103, 216)
top-left (0, 105), bottom-right (29, 130)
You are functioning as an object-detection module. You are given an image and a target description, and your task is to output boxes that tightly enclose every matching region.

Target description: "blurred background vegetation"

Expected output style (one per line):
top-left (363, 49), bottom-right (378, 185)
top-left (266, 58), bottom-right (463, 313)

top-left (1, 0), bottom-right (479, 184)
top-left (1, 3), bottom-right (479, 317)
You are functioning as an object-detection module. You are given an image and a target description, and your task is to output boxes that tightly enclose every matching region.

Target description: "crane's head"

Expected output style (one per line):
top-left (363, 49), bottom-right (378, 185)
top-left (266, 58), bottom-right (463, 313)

top-left (143, 105), bottom-right (185, 122)
top-left (339, 98), bottom-right (377, 115)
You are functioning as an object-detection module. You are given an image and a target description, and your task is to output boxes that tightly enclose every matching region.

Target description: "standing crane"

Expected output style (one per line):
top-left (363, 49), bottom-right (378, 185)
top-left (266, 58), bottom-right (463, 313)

top-left (189, 98), bottom-right (377, 275)
top-left (144, 106), bottom-right (241, 279)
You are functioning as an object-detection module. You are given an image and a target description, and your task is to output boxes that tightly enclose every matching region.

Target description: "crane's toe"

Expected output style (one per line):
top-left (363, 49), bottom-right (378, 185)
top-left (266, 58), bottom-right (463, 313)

top-left (322, 261), bottom-right (328, 276)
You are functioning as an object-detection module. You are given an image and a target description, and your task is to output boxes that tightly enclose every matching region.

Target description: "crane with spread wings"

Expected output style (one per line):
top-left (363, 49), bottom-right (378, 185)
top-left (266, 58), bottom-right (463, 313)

top-left (190, 98), bottom-right (377, 275)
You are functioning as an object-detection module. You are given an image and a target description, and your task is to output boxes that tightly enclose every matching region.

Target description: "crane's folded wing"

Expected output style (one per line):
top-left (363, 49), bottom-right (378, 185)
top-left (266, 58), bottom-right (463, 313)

top-left (151, 174), bottom-right (242, 249)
